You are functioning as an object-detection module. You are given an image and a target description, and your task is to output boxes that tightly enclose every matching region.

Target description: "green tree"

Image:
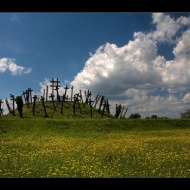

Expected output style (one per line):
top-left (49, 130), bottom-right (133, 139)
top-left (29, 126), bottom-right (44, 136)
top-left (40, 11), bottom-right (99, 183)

top-left (180, 108), bottom-right (190, 118)
top-left (129, 113), bottom-right (141, 119)
top-left (151, 114), bottom-right (157, 119)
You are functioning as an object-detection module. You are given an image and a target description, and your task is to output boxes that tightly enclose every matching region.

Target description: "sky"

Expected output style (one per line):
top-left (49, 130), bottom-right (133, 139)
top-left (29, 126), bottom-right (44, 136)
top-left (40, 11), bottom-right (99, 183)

top-left (1, 12), bottom-right (190, 118)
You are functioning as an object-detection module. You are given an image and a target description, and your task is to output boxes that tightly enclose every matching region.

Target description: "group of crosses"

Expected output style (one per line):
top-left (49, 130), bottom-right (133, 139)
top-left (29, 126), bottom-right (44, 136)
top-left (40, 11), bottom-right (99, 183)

top-left (0, 78), bottom-right (128, 119)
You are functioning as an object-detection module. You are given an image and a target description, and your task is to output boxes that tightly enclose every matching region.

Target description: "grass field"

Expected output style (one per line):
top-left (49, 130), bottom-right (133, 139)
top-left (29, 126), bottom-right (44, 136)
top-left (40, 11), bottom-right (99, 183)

top-left (1, 101), bottom-right (190, 177)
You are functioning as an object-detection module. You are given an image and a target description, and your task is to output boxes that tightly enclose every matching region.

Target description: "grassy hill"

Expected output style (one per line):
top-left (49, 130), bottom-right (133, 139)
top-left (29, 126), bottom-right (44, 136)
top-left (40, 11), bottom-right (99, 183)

top-left (1, 101), bottom-right (190, 177)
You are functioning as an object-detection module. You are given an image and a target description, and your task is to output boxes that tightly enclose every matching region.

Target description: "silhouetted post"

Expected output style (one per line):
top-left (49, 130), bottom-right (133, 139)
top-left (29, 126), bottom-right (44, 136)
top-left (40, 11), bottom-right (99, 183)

top-left (43, 89), bottom-right (46, 99)
top-left (73, 93), bottom-right (82, 115)
top-left (49, 94), bottom-right (56, 111)
top-left (61, 94), bottom-right (66, 114)
top-left (46, 85), bottom-right (48, 101)
top-left (119, 106), bottom-right (125, 119)
top-left (0, 99), bottom-right (3, 116)
top-left (92, 93), bottom-right (99, 107)
top-left (122, 108), bottom-right (128, 119)
top-left (54, 78), bottom-right (61, 102)
top-left (64, 85), bottom-right (69, 99)
top-left (28, 88), bottom-right (33, 103)
top-left (41, 96), bottom-right (48, 118)
top-left (70, 86), bottom-right (73, 102)
top-left (22, 91), bottom-right (26, 104)
top-left (5, 98), bottom-right (13, 114)
top-left (78, 90), bottom-right (83, 105)
top-left (32, 95), bottom-right (38, 115)
top-left (115, 104), bottom-right (122, 118)
top-left (101, 100), bottom-right (107, 118)
top-left (50, 78), bottom-right (55, 96)
top-left (98, 96), bottom-right (104, 112)
top-left (89, 98), bottom-right (93, 117)
top-left (10, 94), bottom-right (15, 116)
top-left (106, 99), bottom-right (110, 114)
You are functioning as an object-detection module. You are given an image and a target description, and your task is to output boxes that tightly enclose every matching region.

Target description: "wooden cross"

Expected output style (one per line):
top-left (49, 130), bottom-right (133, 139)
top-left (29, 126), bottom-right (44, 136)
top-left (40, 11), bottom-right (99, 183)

top-left (64, 85), bottom-right (69, 98)
top-left (50, 78), bottom-right (56, 96)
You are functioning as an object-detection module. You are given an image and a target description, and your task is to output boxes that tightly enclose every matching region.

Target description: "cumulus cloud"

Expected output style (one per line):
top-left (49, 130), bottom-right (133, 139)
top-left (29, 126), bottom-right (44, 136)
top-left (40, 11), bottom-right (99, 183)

top-left (68, 13), bottom-right (190, 118)
top-left (0, 58), bottom-right (32, 75)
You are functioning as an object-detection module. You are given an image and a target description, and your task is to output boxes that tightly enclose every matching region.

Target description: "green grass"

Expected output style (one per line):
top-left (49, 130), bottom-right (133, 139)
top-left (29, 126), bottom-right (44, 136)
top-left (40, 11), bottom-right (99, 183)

top-left (1, 101), bottom-right (190, 177)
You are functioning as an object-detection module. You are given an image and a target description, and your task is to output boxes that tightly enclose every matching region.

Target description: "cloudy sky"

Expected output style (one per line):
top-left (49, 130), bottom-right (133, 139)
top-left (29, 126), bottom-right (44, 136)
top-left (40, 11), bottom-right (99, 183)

top-left (1, 12), bottom-right (190, 118)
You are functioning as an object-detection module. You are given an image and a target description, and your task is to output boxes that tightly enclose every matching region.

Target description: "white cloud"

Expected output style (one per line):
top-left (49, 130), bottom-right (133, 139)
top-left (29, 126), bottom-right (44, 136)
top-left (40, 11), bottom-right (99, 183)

top-left (0, 58), bottom-right (32, 75)
top-left (69, 13), bottom-right (190, 118)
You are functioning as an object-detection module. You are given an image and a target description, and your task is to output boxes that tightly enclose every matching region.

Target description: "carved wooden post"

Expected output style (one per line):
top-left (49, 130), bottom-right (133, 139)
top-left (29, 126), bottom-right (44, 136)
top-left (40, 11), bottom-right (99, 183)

top-left (73, 93), bottom-right (82, 115)
top-left (5, 98), bottom-right (13, 114)
top-left (43, 89), bottom-right (46, 99)
top-left (61, 94), bottom-right (66, 114)
top-left (54, 78), bottom-right (60, 102)
top-left (22, 91), bottom-right (26, 104)
top-left (98, 96), bottom-right (104, 112)
top-left (49, 93), bottom-right (56, 111)
top-left (122, 108), bottom-right (128, 119)
top-left (46, 85), bottom-right (48, 101)
top-left (106, 99), bottom-right (110, 114)
top-left (32, 95), bottom-right (37, 115)
top-left (10, 94), bottom-right (15, 116)
top-left (64, 85), bottom-right (69, 99)
top-left (119, 106), bottom-right (125, 119)
top-left (28, 88), bottom-right (33, 104)
top-left (0, 99), bottom-right (3, 116)
top-left (50, 78), bottom-right (56, 97)
top-left (40, 96), bottom-right (48, 118)
top-left (70, 86), bottom-right (73, 102)
top-left (101, 100), bottom-right (107, 118)
top-left (89, 97), bottom-right (93, 117)
top-left (79, 90), bottom-right (83, 104)
top-left (115, 104), bottom-right (122, 118)
top-left (92, 93), bottom-right (99, 107)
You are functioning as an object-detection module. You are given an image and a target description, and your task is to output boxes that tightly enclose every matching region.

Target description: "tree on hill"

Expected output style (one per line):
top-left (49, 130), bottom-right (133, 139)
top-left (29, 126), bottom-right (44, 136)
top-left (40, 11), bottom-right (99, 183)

top-left (180, 108), bottom-right (190, 118)
top-left (151, 114), bottom-right (157, 119)
top-left (129, 113), bottom-right (141, 119)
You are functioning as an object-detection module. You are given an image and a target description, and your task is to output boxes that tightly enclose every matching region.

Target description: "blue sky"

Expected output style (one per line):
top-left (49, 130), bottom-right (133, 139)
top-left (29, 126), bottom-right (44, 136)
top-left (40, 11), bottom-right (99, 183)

top-left (1, 12), bottom-right (190, 118)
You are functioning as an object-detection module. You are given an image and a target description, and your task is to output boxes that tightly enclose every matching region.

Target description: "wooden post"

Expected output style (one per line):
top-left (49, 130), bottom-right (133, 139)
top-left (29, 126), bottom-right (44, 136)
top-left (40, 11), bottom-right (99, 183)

top-left (46, 85), bottom-right (48, 101)
top-left (89, 98), bottom-right (93, 117)
top-left (61, 94), bottom-right (66, 114)
top-left (40, 96), bottom-right (48, 118)
top-left (101, 100), bottom-right (107, 118)
top-left (32, 95), bottom-right (37, 115)
top-left (119, 106), bottom-right (125, 119)
top-left (5, 98), bottom-right (13, 114)
top-left (50, 78), bottom-right (55, 96)
top-left (0, 99), bottom-right (3, 116)
top-left (122, 108), bottom-right (128, 119)
top-left (64, 85), bottom-right (69, 98)
top-left (10, 94), bottom-right (15, 116)
top-left (98, 96), bottom-right (104, 112)
top-left (71, 86), bottom-right (73, 102)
